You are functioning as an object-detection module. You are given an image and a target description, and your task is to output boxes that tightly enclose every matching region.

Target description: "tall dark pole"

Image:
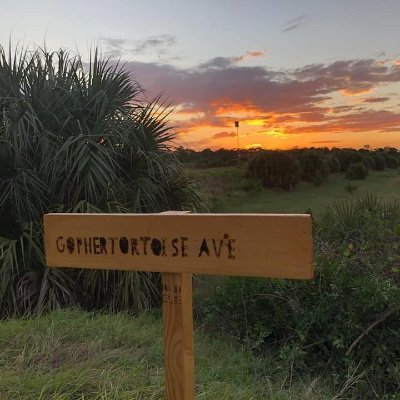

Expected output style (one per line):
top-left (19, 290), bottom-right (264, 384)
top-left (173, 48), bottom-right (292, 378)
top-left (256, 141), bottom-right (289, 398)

top-left (234, 121), bottom-right (240, 165)
top-left (234, 120), bottom-right (239, 149)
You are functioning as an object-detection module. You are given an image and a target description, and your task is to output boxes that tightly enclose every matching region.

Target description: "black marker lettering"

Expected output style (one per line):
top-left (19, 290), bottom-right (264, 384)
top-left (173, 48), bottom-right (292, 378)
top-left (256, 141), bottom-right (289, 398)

top-left (56, 236), bottom-right (65, 253)
top-left (198, 238), bottom-right (210, 257)
top-left (77, 238), bottom-right (83, 254)
top-left (228, 238), bottom-right (236, 260)
top-left (151, 238), bottom-right (162, 256)
top-left (172, 238), bottom-right (179, 256)
top-left (181, 237), bottom-right (188, 257)
top-left (99, 237), bottom-right (107, 254)
top-left (93, 237), bottom-right (101, 254)
top-left (140, 237), bottom-right (150, 255)
top-left (212, 239), bottom-right (223, 258)
top-left (130, 238), bottom-right (140, 255)
top-left (84, 237), bottom-right (92, 254)
top-left (66, 237), bottom-right (75, 254)
top-left (119, 237), bottom-right (129, 254)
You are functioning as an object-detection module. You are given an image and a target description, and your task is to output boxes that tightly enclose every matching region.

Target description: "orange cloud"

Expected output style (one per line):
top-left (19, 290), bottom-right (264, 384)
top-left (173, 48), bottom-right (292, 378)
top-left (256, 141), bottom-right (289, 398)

top-left (122, 57), bottom-right (400, 150)
top-left (245, 119), bottom-right (267, 126)
top-left (212, 131), bottom-right (236, 139)
top-left (341, 87), bottom-right (375, 97)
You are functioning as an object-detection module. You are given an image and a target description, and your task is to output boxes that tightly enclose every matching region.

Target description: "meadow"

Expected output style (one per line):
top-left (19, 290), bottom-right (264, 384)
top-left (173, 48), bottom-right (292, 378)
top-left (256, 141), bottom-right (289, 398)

top-left (186, 166), bottom-right (400, 214)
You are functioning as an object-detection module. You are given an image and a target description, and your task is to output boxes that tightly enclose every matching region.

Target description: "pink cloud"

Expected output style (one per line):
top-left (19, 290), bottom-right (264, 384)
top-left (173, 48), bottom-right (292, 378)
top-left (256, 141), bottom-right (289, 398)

top-left (120, 57), bottom-right (400, 145)
top-left (211, 131), bottom-right (236, 139)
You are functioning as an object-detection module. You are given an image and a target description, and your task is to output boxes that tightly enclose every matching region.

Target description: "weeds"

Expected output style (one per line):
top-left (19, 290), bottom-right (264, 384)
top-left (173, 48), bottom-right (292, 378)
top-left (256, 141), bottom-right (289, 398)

top-left (0, 309), bottom-right (334, 399)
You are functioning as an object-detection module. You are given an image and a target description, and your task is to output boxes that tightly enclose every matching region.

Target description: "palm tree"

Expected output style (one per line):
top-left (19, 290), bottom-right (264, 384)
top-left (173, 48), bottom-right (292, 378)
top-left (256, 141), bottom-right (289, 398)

top-left (0, 46), bottom-right (205, 316)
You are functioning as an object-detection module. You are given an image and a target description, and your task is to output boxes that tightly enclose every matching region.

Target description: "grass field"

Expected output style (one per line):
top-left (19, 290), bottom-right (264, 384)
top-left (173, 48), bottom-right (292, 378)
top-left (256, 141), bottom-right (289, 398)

top-left (0, 309), bottom-right (335, 400)
top-left (186, 166), bottom-right (400, 215)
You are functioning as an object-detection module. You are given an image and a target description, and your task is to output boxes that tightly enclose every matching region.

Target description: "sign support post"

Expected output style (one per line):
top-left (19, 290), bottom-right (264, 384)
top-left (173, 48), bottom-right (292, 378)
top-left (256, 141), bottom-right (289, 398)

top-left (162, 272), bottom-right (195, 400)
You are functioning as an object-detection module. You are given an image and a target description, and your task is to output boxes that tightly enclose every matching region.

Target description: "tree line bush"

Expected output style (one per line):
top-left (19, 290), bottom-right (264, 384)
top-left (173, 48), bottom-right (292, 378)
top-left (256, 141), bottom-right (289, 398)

top-left (197, 195), bottom-right (400, 398)
top-left (177, 146), bottom-right (400, 191)
top-left (0, 46), bottom-right (205, 316)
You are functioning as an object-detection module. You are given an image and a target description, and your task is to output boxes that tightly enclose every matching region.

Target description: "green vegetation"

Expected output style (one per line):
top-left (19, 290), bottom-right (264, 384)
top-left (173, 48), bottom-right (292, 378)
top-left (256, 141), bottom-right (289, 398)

top-left (198, 195), bottom-right (400, 398)
top-left (176, 146), bottom-right (400, 175)
top-left (187, 162), bottom-right (400, 397)
top-left (187, 166), bottom-right (400, 215)
top-left (0, 46), bottom-right (204, 316)
top-left (0, 309), bottom-right (335, 399)
top-left (345, 162), bottom-right (368, 180)
top-left (247, 151), bottom-right (300, 190)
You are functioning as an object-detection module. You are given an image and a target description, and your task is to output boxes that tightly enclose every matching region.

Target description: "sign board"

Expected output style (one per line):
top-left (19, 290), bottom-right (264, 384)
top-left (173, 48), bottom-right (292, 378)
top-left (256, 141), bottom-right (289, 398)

top-left (44, 213), bottom-right (312, 279)
top-left (44, 212), bottom-right (313, 400)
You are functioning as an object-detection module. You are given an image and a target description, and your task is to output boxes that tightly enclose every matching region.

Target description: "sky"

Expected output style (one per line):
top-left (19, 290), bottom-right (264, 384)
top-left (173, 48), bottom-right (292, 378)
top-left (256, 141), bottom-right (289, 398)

top-left (1, 0), bottom-right (400, 150)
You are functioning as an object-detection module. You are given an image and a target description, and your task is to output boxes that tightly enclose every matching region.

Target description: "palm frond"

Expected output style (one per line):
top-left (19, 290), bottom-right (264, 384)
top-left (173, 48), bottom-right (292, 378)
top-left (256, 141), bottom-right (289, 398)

top-left (0, 44), bottom-right (205, 315)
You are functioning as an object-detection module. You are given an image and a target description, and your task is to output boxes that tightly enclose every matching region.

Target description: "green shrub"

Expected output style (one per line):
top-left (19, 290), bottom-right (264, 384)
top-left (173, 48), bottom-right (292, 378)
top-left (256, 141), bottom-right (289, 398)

top-left (0, 46), bottom-right (205, 316)
top-left (327, 155), bottom-right (341, 173)
top-left (247, 151), bottom-right (300, 190)
top-left (344, 184), bottom-right (358, 194)
top-left (373, 153), bottom-right (386, 171)
top-left (198, 196), bottom-right (400, 398)
top-left (345, 162), bottom-right (369, 180)
top-left (385, 155), bottom-right (399, 169)
top-left (299, 151), bottom-right (330, 186)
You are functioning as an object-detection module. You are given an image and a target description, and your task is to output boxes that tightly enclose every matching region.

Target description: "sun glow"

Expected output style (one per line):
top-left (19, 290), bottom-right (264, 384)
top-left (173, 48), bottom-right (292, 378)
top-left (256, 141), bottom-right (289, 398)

top-left (245, 119), bottom-right (266, 126)
top-left (262, 128), bottom-right (288, 138)
top-left (245, 143), bottom-right (262, 149)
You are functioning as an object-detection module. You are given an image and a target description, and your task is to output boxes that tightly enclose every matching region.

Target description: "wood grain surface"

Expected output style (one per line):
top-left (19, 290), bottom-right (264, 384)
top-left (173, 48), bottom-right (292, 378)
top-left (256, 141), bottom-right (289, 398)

top-left (162, 273), bottom-right (195, 400)
top-left (44, 213), bottom-right (313, 279)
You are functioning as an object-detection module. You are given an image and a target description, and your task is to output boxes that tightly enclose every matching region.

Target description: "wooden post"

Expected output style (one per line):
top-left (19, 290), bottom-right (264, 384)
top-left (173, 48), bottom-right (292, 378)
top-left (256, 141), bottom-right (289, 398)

top-left (162, 272), bottom-right (195, 400)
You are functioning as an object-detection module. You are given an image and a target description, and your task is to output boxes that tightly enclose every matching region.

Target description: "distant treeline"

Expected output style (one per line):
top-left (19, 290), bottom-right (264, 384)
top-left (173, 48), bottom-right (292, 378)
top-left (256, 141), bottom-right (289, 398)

top-left (175, 146), bottom-right (400, 189)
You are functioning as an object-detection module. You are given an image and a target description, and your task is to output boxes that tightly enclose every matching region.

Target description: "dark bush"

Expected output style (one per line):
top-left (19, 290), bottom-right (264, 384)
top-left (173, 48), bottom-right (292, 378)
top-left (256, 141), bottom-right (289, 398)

top-left (327, 155), bottom-right (341, 173)
top-left (345, 162), bottom-right (368, 180)
top-left (362, 155), bottom-right (375, 170)
top-left (385, 155), bottom-right (399, 169)
top-left (198, 196), bottom-right (400, 398)
top-left (373, 153), bottom-right (386, 171)
top-left (247, 151), bottom-right (300, 190)
top-left (334, 149), bottom-right (363, 172)
top-left (299, 151), bottom-right (330, 186)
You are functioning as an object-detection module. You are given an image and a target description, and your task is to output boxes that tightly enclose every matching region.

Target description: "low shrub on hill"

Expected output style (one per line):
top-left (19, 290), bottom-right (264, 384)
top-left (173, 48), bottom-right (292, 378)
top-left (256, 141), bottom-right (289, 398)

top-left (299, 151), bottom-right (330, 186)
top-left (345, 162), bottom-right (369, 180)
top-left (373, 153), bottom-right (386, 171)
top-left (198, 196), bottom-right (400, 398)
top-left (247, 151), bottom-right (300, 190)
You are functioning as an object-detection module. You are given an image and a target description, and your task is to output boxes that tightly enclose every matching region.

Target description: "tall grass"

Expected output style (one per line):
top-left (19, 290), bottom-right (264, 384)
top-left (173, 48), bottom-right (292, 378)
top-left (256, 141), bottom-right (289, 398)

top-left (0, 309), bottom-right (335, 399)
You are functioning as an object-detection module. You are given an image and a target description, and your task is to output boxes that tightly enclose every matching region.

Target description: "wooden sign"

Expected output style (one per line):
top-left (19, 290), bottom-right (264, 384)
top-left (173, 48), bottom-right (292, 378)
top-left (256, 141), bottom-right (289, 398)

top-left (44, 213), bottom-right (313, 400)
top-left (44, 213), bottom-right (312, 279)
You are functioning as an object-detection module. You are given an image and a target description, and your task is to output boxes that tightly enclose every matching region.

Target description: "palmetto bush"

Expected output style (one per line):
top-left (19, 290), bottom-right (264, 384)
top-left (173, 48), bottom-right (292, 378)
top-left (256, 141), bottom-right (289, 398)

top-left (0, 46), bottom-right (205, 316)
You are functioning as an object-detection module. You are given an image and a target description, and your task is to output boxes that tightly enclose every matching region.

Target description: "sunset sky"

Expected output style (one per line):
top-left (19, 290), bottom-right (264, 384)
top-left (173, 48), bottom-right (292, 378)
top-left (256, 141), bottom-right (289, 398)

top-left (2, 0), bottom-right (400, 150)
